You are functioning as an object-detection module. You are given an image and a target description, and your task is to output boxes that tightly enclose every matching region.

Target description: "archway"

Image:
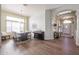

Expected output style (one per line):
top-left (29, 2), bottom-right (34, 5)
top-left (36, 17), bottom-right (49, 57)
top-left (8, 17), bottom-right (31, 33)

top-left (56, 10), bottom-right (77, 38)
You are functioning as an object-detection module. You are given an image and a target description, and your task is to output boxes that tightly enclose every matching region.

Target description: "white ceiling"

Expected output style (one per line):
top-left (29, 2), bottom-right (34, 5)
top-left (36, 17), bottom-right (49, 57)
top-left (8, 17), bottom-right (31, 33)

top-left (2, 4), bottom-right (63, 16)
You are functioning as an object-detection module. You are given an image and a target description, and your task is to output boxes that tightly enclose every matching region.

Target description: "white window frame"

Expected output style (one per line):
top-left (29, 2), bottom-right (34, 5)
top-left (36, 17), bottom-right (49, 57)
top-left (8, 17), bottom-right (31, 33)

top-left (6, 16), bottom-right (24, 33)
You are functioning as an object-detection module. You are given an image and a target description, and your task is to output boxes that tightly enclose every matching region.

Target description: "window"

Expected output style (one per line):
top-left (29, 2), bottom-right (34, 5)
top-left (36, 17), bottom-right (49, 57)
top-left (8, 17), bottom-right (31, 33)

top-left (6, 21), bottom-right (12, 32)
top-left (6, 16), bottom-right (24, 33)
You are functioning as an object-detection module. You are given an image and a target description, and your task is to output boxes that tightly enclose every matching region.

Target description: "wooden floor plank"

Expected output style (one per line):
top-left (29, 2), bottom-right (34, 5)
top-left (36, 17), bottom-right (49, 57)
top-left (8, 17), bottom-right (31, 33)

top-left (0, 37), bottom-right (79, 55)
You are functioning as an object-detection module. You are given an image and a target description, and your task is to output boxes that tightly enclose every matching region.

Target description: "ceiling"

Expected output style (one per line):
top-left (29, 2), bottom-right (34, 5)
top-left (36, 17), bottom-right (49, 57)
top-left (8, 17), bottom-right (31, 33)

top-left (2, 4), bottom-right (63, 16)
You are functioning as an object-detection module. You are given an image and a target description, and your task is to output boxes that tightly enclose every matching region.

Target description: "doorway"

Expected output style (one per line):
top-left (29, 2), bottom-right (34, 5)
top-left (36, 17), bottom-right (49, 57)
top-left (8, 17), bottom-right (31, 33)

top-left (62, 20), bottom-right (72, 37)
top-left (56, 10), bottom-right (77, 38)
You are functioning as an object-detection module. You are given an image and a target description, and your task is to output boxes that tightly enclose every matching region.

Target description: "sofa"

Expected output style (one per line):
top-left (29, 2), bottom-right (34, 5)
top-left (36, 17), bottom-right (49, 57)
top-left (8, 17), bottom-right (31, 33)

top-left (14, 32), bottom-right (31, 42)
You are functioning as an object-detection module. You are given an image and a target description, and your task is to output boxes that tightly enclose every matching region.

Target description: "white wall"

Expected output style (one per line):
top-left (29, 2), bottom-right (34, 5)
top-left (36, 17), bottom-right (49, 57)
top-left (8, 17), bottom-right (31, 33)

top-left (29, 9), bottom-right (54, 40)
top-left (29, 11), bottom-right (45, 31)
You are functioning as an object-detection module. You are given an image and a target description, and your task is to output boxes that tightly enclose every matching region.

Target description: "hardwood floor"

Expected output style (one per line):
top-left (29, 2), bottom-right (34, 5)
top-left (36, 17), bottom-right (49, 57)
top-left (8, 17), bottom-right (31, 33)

top-left (0, 37), bottom-right (79, 55)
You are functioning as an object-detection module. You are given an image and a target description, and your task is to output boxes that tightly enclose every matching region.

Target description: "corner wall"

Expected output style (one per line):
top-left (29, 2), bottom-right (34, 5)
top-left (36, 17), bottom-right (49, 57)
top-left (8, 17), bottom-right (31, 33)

top-left (44, 9), bottom-right (54, 40)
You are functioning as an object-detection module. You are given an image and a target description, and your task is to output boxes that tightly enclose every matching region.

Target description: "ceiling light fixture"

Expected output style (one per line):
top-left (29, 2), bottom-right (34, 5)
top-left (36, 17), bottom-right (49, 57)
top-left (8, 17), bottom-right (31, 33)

top-left (62, 16), bottom-right (73, 19)
top-left (58, 11), bottom-right (72, 15)
top-left (63, 20), bottom-right (72, 24)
